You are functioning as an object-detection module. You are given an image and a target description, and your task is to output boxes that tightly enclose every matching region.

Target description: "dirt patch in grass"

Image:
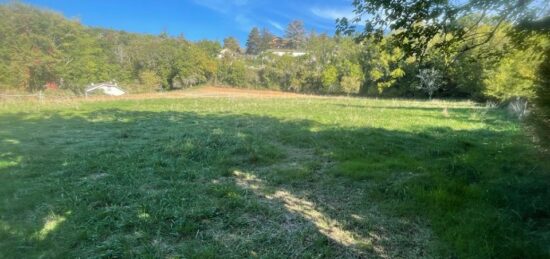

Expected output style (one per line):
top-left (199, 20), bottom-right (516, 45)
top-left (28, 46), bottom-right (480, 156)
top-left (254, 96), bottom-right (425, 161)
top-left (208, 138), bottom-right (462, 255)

top-left (231, 141), bottom-right (437, 258)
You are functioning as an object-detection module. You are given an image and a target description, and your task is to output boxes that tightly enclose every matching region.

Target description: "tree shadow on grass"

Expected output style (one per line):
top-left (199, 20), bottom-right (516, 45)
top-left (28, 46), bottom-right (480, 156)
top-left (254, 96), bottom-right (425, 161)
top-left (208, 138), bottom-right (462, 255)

top-left (0, 109), bottom-right (548, 258)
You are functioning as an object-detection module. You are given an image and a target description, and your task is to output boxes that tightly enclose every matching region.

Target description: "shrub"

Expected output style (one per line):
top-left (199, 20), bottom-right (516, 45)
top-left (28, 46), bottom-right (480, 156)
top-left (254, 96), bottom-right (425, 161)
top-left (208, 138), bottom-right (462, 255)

top-left (340, 76), bottom-right (361, 95)
top-left (321, 65), bottom-right (339, 93)
top-left (218, 59), bottom-right (247, 87)
top-left (138, 70), bottom-right (162, 90)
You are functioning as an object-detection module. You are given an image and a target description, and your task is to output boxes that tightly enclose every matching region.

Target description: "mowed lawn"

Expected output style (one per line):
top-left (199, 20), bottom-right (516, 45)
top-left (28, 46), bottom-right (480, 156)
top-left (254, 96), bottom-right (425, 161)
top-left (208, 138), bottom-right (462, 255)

top-left (1, 94), bottom-right (548, 258)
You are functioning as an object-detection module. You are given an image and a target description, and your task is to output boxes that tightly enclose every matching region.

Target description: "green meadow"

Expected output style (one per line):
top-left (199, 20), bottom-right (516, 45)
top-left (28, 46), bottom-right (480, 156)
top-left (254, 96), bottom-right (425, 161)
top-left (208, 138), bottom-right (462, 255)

top-left (1, 96), bottom-right (548, 258)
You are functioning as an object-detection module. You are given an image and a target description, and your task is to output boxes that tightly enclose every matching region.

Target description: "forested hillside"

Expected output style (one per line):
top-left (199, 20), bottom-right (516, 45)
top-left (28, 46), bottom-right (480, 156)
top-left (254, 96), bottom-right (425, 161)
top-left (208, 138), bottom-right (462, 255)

top-left (0, 3), bottom-right (216, 93)
top-left (0, 3), bottom-right (547, 103)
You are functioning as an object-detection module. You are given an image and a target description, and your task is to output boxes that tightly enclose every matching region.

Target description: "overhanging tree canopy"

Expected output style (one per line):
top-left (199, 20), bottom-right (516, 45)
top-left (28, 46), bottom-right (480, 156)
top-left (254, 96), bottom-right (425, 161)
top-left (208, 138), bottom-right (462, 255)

top-left (337, 0), bottom-right (549, 59)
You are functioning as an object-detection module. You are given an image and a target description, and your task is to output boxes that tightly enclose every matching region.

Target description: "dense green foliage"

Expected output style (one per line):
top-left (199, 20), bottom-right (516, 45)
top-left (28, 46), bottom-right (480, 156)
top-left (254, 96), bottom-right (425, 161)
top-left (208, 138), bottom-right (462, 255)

top-left (337, 0), bottom-right (550, 135)
top-left (538, 48), bottom-right (550, 117)
top-left (0, 3), bottom-right (216, 93)
top-left (337, 0), bottom-right (544, 59)
top-left (223, 37), bottom-right (242, 54)
top-left (1, 96), bottom-right (548, 258)
top-left (2, 2), bottom-right (547, 102)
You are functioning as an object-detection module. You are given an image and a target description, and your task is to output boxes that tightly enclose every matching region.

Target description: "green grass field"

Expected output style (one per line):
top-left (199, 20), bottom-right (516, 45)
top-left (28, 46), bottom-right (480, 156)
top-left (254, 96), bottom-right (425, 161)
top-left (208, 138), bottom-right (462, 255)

top-left (1, 95), bottom-right (549, 258)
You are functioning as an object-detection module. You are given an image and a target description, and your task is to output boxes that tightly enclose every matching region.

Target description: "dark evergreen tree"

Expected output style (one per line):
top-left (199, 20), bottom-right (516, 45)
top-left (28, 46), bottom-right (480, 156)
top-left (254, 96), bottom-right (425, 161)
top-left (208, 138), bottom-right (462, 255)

top-left (245, 27), bottom-right (261, 55)
top-left (259, 28), bottom-right (275, 51)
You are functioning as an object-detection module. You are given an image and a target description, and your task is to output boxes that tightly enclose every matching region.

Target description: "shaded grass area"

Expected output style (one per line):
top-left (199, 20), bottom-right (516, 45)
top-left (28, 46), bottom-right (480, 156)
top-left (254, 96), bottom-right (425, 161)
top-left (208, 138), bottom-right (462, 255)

top-left (0, 97), bottom-right (548, 258)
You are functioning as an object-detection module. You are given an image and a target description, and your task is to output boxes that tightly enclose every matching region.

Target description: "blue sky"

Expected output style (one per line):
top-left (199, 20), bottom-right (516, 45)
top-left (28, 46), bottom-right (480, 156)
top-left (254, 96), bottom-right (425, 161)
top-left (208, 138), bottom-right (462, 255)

top-left (17, 0), bottom-right (356, 45)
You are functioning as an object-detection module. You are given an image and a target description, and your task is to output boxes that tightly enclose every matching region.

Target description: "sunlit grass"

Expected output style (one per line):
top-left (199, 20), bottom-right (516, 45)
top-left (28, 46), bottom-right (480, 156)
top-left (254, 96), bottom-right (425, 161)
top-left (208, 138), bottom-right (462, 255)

top-left (0, 93), bottom-right (548, 258)
top-left (35, 213), bottom-right (67, 240)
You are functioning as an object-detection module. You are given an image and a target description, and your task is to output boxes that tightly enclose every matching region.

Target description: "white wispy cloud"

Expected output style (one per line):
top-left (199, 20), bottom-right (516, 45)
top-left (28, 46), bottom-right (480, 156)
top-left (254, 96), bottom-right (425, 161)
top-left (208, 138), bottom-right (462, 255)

top-left (310, 7), bottom-right (355, 20)
top-left (192, 0), bottom-right (250, 13)
top-left (268, 20), bottom-right (284, 31)
top-left (192, 0), bottom-right (256, 32)
top-left (235, 14), bottom-right (253, 31)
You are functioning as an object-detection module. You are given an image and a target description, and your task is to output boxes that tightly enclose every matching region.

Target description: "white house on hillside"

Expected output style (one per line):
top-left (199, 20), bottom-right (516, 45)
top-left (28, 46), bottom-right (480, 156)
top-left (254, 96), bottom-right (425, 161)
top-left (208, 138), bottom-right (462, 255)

top-left (85, 82), bottom-right (126, 97)
top-left (265, 49), bottom-right (307, 57)
top-left (218, 48), bottom-right (307, 58)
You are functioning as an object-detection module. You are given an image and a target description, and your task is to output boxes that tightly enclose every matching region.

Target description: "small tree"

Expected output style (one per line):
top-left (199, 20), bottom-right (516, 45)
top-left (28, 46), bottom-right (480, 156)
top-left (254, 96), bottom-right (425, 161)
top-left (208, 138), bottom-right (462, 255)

top-left (415, 68), bottom-right (442, 100)
top-left (223, 37), bottom-right (241, 53)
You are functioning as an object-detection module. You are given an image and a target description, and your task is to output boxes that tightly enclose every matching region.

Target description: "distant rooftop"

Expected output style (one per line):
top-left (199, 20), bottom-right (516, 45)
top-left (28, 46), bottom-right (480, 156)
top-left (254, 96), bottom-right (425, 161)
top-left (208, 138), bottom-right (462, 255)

top-left (265, 49), bottom-right (307, 57)
top-left (265, 49), bottom-right (306, 53)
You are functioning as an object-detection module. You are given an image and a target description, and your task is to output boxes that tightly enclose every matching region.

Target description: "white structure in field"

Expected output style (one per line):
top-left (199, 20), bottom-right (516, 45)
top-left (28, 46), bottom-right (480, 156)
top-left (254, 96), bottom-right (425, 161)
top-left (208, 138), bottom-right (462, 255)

top-left (85, 82), bottom-right (125, 97)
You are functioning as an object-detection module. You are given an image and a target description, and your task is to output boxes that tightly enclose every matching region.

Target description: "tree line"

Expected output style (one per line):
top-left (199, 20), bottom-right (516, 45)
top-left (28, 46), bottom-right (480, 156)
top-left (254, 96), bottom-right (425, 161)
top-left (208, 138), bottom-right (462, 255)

top-left (220, 18), bottom-right (547, 101)
top-left (0, 3), bottom-right (217, 93)
top-left (0, 2), bottom-right (547, 107)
